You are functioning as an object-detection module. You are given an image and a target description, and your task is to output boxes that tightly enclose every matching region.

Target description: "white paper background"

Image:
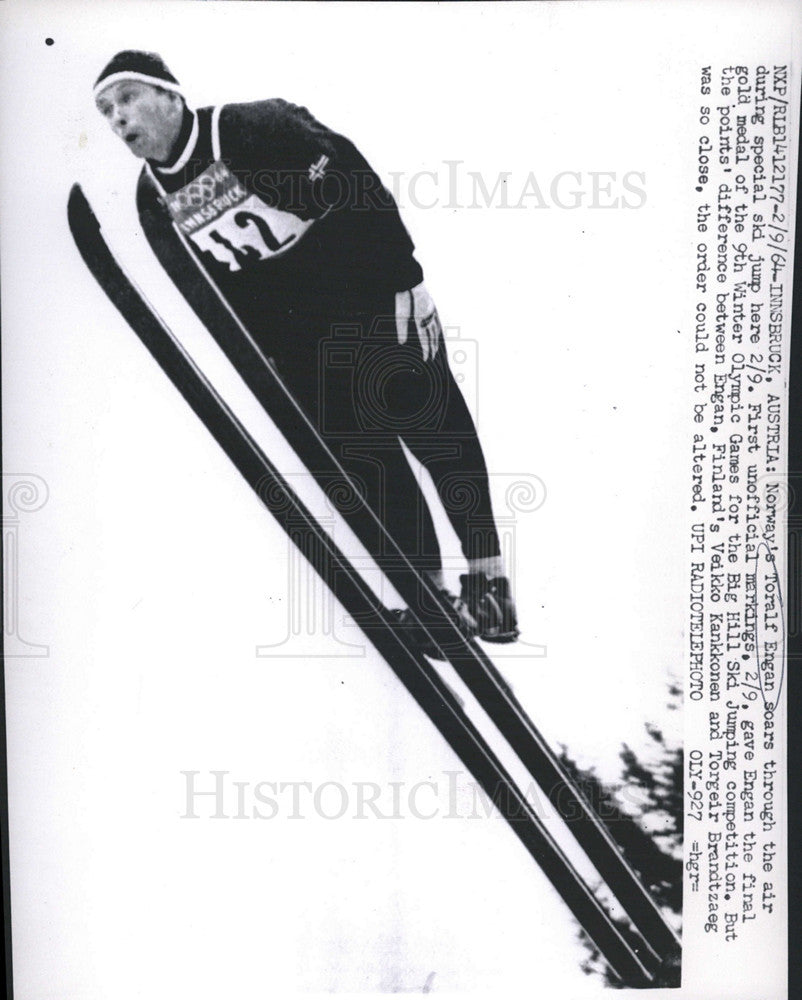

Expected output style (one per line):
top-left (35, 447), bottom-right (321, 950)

top-left (1, 1), bottom-right (797, 997)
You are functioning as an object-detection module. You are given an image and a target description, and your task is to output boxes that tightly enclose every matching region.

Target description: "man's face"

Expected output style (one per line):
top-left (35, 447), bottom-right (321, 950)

top-left (95, 80), bottom-right (183, 162)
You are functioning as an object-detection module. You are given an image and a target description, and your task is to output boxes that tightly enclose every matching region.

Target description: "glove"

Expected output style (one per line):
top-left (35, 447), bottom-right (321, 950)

top-left (394, 282), bottom-right (443, 362)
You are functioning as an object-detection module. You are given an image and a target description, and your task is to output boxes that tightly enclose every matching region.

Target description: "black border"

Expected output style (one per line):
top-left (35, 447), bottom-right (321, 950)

top-left (786, 77), bottom-right (801, 1000)
top-left (1, 287), bottom-right (14, 998)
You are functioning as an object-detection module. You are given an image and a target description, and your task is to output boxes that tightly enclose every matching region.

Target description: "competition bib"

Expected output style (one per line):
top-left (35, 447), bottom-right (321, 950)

top-left (163, 161), bottom-right (313, 272)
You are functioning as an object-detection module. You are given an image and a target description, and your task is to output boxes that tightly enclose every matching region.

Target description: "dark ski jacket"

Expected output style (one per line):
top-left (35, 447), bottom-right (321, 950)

top-left (143, 100), bottom-right (424, 328)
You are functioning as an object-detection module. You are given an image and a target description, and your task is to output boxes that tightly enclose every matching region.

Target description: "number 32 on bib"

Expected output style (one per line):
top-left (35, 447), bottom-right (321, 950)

top-left (161, 160), bottom-right (314, 272)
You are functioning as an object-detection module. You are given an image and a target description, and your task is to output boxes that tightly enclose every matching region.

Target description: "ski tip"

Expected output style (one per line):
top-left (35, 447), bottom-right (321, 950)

top-left (67, 183), bottom-right (100, 239)
top-left (67, 182), bottom-right (87, 222)
top-left (67, 181), bottom-right (85, 209)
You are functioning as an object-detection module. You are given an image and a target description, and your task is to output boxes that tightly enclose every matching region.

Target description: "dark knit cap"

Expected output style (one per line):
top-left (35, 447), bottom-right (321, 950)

top-left (94, 50), bottom-right (182, 99)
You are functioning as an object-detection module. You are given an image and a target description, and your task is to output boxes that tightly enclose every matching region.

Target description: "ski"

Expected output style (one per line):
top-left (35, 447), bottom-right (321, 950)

top-left (135, 172), bottom-right (681, 967)
top-left (68, 182), bottom-right (659, 987)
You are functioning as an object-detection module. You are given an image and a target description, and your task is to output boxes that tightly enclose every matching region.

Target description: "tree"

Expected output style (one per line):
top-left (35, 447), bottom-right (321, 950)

top-left (560, 682), bottom-right (682, 987)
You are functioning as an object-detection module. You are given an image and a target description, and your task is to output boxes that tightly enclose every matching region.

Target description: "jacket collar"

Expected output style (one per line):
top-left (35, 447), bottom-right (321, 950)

top-left (150, 106), bottom-right (198, 175)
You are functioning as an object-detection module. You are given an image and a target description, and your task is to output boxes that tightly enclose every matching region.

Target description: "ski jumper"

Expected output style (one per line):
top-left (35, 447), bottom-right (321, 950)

top-left (144, 100), bottom-right (501, 571)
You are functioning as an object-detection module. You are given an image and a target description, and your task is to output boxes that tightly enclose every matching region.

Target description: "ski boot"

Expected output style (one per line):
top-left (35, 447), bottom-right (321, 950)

top-left (390, 588), bottom-right (478, 660)
top-left (459, 574), bottom-right (520, 643)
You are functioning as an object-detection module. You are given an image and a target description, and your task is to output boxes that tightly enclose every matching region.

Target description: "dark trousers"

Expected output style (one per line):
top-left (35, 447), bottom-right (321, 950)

top-left (256, 302), bottom-right (501, 576)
